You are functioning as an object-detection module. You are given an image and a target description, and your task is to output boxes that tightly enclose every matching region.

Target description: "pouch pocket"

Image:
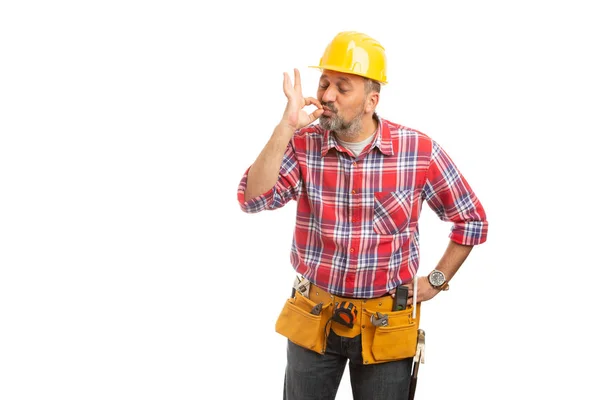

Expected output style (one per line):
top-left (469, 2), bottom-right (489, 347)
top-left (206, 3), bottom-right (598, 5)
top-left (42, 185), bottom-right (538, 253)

top-left (361, 304), bottom-right (420, 364)
top-left (275, 295), bottom-right (330, 354)
top-left (371, 323), bottom-right (418, 361)
top-left (373, 190), bottom-right (412, 235)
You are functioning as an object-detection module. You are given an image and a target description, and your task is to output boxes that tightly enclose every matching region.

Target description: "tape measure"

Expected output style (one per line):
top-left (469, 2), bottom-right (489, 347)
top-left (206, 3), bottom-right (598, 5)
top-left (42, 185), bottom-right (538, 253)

top-left (332, 301), bottom-right (358, 328)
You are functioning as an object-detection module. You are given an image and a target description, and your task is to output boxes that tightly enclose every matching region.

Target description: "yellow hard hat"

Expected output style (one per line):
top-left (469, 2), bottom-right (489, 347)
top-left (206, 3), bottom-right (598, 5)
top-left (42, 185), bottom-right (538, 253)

top-left (310, 31), bottom-right (388, 84)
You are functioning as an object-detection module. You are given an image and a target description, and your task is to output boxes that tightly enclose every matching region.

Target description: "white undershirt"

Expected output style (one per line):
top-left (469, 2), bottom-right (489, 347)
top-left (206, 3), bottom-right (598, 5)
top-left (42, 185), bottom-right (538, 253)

top-left (336, 131), bottom-right (377, 157)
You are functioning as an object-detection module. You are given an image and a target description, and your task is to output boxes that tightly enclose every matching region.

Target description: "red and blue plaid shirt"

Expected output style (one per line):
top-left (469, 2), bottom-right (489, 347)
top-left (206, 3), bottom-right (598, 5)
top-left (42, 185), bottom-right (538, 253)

top-left (238, 117), bottom-right (488, 298)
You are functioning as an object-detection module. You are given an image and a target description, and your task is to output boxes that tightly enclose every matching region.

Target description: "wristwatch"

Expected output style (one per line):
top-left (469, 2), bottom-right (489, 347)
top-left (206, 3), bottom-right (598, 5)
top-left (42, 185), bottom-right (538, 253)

top-left (428, 269), bottom-right (449, 291)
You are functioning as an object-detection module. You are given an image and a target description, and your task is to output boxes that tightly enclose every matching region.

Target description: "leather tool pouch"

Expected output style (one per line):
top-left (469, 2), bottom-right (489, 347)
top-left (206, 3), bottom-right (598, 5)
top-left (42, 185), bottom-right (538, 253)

top-left (275, 294), bottom-right (332, 354)
top-left (361, 304), bottom-right (421, 364)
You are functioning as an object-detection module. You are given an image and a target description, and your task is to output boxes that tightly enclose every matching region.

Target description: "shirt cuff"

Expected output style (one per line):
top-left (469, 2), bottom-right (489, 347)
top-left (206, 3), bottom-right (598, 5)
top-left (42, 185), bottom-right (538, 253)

top-left (237, 170), bottom-right (276, 213)
top-left (449, 220), bottom-right (488, 245)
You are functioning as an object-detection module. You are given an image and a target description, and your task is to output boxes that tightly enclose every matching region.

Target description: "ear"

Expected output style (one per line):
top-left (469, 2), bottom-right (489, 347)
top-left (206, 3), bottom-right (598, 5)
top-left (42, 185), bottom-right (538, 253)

top-left (365, 92), bottom-right (379, 113)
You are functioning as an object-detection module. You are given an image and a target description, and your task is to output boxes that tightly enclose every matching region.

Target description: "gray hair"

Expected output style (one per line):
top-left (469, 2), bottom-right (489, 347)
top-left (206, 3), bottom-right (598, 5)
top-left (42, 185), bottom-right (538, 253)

top-left (364, 78), bottom-right (381, 95)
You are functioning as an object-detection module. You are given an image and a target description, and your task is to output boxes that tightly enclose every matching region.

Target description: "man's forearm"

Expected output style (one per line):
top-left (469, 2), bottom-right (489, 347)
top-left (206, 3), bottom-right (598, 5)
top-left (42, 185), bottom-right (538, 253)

top-left (433, 240), bottom-right (474, 283)
top-left (244, 124), bottom-right (295, 201)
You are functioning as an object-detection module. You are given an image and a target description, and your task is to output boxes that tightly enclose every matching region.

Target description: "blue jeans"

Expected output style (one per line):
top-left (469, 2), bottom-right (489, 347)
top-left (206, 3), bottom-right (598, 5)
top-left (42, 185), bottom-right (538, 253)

top-left (284, 330), bottom-right (412, 400)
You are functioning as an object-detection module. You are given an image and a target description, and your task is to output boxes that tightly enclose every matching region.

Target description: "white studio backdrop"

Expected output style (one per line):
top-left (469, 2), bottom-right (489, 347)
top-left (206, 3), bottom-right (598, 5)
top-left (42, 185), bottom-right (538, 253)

top-left (1, 1), bottom-right (598, 399)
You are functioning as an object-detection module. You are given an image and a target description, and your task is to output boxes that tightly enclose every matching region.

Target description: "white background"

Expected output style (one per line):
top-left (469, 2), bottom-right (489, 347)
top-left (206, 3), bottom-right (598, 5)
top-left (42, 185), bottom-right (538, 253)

top-left (1, 1), bottom-right (599, 399)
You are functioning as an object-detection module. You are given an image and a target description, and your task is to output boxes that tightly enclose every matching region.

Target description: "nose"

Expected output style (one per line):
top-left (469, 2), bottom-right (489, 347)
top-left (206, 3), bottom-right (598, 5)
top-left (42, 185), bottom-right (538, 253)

top-left (321, 86), bottom-right (336, 103)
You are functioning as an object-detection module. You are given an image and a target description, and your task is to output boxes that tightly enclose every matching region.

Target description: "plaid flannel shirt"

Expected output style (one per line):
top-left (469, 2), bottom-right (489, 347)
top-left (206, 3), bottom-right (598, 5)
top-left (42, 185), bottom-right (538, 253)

top-left (238, 117), bottom-right (488, 298)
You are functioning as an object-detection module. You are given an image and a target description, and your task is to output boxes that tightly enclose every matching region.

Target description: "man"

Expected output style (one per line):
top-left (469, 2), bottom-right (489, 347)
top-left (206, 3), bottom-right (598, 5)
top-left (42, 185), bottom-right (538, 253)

top-left (237, 31), bottom-right (488, 400)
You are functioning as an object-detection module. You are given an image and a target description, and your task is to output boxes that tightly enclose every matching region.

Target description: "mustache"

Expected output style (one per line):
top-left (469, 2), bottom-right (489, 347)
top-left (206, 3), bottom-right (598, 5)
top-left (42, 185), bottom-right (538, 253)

top-left (321, 102), bottom-right (337, 113)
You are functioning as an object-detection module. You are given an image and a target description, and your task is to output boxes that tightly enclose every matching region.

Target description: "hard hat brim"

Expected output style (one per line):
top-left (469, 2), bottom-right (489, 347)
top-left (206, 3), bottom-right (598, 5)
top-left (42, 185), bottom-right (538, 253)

top-left (308, 65), bottom-right (388, 85)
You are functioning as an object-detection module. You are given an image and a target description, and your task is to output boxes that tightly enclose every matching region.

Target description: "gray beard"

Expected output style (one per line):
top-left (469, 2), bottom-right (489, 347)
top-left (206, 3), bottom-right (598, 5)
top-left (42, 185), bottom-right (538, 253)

top-left (320, 111), bottom-right (364, 141)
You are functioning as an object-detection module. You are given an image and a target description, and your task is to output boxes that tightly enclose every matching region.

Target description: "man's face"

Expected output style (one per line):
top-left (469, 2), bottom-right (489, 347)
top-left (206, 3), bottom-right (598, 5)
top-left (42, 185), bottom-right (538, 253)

top-left (317, 70), bottom-right (369, 139)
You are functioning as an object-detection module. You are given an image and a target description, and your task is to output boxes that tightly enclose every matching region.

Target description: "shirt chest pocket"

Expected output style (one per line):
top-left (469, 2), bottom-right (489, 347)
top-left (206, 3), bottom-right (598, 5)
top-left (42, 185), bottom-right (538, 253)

top-left (373, 190), bottom-right (413, 235)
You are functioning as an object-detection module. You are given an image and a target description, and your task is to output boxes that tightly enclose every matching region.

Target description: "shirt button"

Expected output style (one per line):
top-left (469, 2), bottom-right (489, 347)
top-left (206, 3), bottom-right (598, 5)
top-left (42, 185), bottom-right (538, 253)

top-left (351, 190), bottom-right (356, 194)
top-left (352, 162), bottom-right (357, 166)
top-left (350, 248), bottom-right (355, 253)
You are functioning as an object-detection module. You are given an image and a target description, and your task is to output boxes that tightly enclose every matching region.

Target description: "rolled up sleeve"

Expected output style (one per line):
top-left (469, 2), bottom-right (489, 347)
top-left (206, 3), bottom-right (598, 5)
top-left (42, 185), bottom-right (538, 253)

top-left (237, 169), bottom-right (277, 213)
top-left (237, 141), bottom-right (302, 214)
top-left (423, 141), bottom-right (488, 245)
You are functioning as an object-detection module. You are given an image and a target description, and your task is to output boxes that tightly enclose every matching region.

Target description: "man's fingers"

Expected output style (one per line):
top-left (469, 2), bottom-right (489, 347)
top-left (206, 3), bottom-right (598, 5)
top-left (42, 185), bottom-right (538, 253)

top-left (293, 68), bottom-right (301, 90)
top-left (307, 108), bottom-right (324, 123)
top-left (283, 72), bottom-right (293, 98)
top-left (305, 97), bottom-right (323, 108)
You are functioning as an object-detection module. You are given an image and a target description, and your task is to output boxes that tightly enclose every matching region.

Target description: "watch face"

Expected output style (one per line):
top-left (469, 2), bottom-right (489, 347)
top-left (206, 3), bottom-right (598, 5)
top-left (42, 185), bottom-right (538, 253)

top-left (429, 270), bottom-right (446, 287)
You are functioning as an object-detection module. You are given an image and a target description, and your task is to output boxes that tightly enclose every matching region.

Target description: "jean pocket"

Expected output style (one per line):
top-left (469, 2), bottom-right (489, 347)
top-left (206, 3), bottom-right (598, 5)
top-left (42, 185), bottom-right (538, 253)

top-left (373, 190), bottom-right (412, 235)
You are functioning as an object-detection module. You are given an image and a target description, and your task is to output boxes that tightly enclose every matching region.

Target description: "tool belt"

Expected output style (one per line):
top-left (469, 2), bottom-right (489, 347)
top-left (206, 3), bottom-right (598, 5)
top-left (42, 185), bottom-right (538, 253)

top-left (275, 278), bottom-right (421, 365)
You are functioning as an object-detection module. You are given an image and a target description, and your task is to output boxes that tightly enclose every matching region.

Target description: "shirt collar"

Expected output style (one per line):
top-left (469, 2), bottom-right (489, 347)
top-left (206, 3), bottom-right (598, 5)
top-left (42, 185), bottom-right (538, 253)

top-left (320, 115), bottom-right (394, 157)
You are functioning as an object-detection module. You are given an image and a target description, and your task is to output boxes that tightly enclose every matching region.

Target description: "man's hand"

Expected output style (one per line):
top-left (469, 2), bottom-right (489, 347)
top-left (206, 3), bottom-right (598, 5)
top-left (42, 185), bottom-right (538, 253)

top-left (390, 276), bottom-right (441, 306)
top-left (243, 68), bottom-right (323, 201)
top-left (281, 68), bottom-right (323, 132)
top-left (406, 276), bottom-right (440, 306)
